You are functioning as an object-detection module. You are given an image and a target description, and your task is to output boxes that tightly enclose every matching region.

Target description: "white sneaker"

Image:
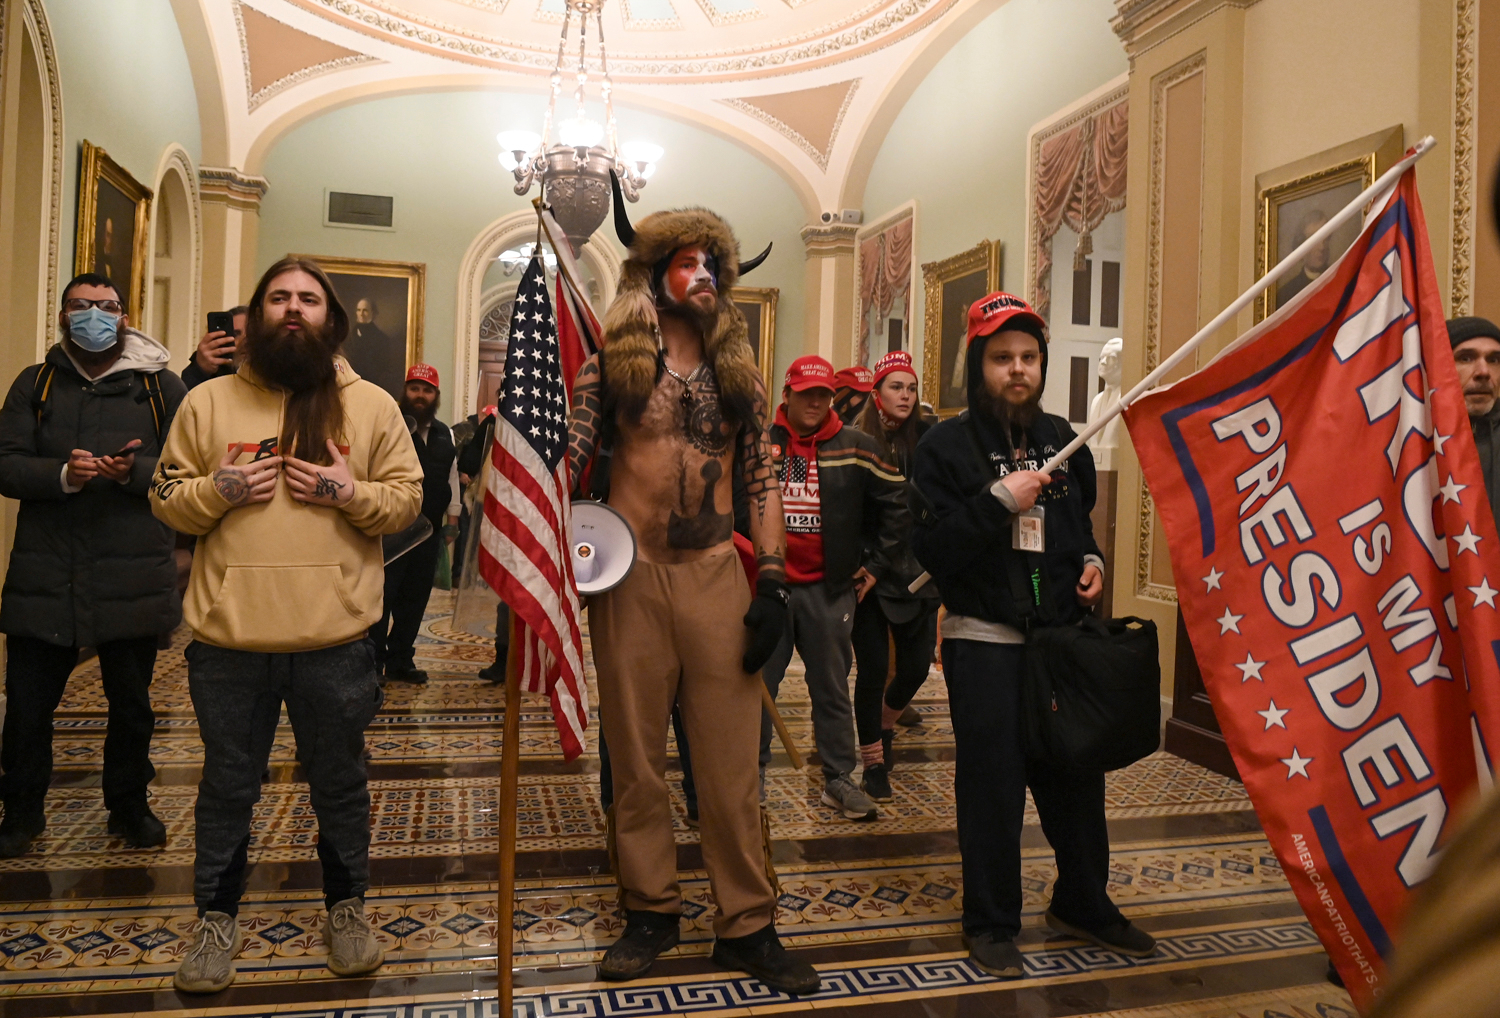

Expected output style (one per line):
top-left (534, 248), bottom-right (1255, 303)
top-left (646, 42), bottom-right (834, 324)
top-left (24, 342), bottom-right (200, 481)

top-left (173, 911), bottom-right (240, 994)
top-left (821, 776), bottom-right (879, 821)
top-left (326, 897), bottom-right (386, 977)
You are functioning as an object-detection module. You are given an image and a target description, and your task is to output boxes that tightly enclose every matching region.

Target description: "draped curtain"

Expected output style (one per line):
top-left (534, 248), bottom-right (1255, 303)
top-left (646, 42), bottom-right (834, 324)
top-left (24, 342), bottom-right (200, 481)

top-left (858, 216), bottom-right (914, 365)
top-left (1032, 98), bottom-right (1128, 321)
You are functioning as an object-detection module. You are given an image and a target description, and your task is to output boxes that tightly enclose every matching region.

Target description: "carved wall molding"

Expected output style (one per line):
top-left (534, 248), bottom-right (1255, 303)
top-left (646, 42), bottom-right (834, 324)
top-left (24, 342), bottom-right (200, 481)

top-left (17, 0), bottom-right (64, 349)
top-left (232, 0), bottom-right (381, 114)
top-left (1451, 0), bottom-right (1477, 317)
top-left (199, 166), bottom-right (271, 213)
top-left (1133, 49), bottom-right (1204, 605)
top-left (721, 80), bottom-right (859, 172)
top-left (1112, 0), bottom-right (1262, 63)
top-left (800, 221), bottom-right (860, 257)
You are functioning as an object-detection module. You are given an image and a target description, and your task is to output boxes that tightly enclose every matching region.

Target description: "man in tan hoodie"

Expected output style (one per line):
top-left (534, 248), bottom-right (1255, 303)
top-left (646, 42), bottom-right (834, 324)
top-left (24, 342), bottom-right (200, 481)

top-left (150, 257), bottom-right (421, 994)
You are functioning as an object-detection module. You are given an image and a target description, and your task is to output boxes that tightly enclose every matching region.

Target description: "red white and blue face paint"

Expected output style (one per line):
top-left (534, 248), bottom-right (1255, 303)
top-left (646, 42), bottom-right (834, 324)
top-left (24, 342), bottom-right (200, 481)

top-left (661, 245), bottom-right (718, 306)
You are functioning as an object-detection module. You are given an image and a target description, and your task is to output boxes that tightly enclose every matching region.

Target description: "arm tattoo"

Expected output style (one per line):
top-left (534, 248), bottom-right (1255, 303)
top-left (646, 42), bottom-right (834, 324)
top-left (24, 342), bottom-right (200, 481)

top-left (567, 357), bottom-right (603, 490)
top-left (313, 473), bottom-right (345, 500)
top-left (739, 377), bottom-right (786, 583)
top-left (213, 468), bottom-right (249, 506)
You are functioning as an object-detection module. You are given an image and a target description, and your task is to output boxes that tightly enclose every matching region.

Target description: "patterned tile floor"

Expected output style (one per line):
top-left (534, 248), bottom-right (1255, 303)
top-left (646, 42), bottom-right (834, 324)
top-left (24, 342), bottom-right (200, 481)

top-left (0, 592), bottom-right (1350, 1018)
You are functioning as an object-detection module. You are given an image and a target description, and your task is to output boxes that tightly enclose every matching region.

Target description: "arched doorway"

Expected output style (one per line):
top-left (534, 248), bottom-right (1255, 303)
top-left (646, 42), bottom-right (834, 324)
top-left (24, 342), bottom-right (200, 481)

top-left (0, 0), bottom-right (62, 364)
top-left (147, 145), bottom-right (203, 367)
top-left (454, 209), bottom-right (622, 415)
top-left (0, 0), bottom-right (62, 585)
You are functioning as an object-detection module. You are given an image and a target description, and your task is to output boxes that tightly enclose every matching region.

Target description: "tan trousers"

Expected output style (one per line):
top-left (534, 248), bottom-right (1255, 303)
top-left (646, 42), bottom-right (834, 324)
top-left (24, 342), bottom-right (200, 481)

top-left (589, 547), bottom-right (776, 938)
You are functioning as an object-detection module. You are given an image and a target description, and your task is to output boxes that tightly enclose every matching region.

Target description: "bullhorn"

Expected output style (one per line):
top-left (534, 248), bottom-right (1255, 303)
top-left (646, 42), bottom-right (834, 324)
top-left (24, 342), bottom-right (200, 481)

top-left (569, 500), bottom-right (637, 595)
top-left (609, 170), bottom-right (773, 275)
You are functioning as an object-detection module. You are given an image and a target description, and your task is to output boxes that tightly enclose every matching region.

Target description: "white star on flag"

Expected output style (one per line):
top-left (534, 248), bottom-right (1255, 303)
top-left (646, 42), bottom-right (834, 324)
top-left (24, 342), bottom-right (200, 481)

top-left (1434, 432), bottom-right (1452, 454)
top-left (1258, 700), bottom-right (1289, 729)
top-left (1281, 748), bottom-right (1313, 779)
top-left (1202, 567), bottom-right (1224, 592)
top-left (1453, 524), bottom-right (1482, 556)
top-left (1469, 577), bottom-right (1499, 609)
top-left (1217, 607), bottom-right (1244, 634)
top-left (1235, 654), bottom-right (1265, 682)
top-left (1439, 475), bottom-right (1467, 503)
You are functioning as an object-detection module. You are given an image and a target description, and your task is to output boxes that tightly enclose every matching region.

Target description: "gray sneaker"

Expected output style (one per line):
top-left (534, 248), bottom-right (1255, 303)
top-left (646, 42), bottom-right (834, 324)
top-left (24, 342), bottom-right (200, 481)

top-left (326, 897), bottom-right (386, 977)
top-left (821, 777), bottom-right (878, 821)
top-left (173, 911), bottom-right (241, 994)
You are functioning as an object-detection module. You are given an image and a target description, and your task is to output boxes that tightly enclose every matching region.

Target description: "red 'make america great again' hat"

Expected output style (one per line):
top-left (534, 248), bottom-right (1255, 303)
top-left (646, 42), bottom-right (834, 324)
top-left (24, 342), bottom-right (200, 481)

top-left (832, 365), bottom-right (874, 392)
top-left (965, 291), bottom-right (1048, 346)
top-left (785, 355), bottom-right (837, 392)
top-left (406, 363), bottom-right (440, 388)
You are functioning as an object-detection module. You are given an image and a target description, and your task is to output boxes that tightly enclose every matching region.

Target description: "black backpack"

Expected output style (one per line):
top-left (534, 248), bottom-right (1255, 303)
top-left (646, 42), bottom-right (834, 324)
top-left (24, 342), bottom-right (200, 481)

top-left (1023, 615), bottom-right (1162, 771)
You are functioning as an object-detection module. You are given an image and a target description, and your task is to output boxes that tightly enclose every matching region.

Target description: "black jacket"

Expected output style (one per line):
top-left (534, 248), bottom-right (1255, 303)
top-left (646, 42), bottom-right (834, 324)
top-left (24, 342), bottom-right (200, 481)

top-left (0, 341), bottom-right (187, 646)
top-left (1473, 405), bottom-right (1500, 534)
top-left (859, 416), bottom-right (941, 620)
top-left (413, 419), bottom-right (455, 524)
top-left (910, 410), bottom-right (1101, 629)
top-left (768, 415), bottom-right (909, 594)
top-left (182, 357), bottom-right (235, 391)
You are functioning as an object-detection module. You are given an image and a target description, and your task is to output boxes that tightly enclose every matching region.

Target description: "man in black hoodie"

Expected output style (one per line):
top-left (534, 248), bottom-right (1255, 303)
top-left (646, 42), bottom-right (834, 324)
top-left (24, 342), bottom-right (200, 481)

top-left (910, 292), bottom-right (1154, 978)
top-left (1448, 316), bottom-right (1500, 532)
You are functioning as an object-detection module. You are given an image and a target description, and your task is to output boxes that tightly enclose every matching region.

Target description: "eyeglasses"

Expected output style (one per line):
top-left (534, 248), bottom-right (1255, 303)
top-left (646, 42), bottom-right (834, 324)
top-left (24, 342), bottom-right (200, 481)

top-left (63, 298), bottom-right (123, 315)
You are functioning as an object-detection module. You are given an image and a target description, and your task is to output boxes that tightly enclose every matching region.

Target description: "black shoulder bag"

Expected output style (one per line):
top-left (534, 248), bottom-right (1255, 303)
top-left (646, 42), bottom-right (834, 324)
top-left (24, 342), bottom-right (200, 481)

top-left (963, 413), bottom-right (1161, 772)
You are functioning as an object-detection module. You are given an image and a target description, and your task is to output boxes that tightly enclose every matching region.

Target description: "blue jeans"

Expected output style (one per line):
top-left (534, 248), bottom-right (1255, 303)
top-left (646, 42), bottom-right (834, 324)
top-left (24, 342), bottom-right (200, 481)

top-left (186, 638), bottom-right (382, 915)
top-left (942, 638), bottom-right (1122, 939)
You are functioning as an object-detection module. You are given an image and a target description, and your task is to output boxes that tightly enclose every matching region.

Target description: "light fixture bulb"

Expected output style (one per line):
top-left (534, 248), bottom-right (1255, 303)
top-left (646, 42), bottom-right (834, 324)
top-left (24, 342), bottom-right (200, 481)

top-left (558, 117), bottom-right (604, 148)
top-left (497, 129), bottom-right (541, 156)
top-left (621, 141), bottom-right (664, 166)
top-left (498, 152), bottom-right (520, 172)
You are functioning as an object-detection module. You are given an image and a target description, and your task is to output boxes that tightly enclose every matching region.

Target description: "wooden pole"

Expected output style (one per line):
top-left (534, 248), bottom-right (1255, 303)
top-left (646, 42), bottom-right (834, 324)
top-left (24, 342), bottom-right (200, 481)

top-left (496, 613), bottom-right (522, 1013)
top-left (760, 685), bottom-right (804, 770)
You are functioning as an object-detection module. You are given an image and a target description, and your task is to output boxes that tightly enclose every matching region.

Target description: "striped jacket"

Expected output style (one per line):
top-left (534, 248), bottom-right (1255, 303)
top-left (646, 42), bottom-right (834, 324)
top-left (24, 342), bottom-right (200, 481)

top-left (768, 413), bottom-right (909, 593)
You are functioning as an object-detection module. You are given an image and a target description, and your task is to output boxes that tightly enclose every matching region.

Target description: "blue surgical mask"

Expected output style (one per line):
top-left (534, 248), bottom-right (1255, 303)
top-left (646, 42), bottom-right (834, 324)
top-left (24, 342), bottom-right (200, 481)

top-left (67, 307), bottom-right (121, 352)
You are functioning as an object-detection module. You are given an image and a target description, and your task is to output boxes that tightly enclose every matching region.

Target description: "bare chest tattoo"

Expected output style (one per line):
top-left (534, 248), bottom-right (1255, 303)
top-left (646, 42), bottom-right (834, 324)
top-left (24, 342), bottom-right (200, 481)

top-left (653, 365), bottom-right (732, 456)
top-left (667, 459), bottom-right (733, 549)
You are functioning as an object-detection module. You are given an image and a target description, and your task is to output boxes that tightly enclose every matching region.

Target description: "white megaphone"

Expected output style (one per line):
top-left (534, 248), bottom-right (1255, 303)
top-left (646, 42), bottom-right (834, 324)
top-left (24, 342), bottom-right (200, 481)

top-left (569, 500), bottom-right (637, 595)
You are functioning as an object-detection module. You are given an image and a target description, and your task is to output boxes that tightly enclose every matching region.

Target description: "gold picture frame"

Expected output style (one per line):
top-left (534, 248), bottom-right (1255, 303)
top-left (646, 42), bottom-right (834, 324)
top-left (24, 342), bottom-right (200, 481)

top-left (1254, 126), bottom-right (1404, 321)
top-left (291, 254), bottom-right (426, 400)
top-left (74, 141), bottom-right (153, 322)
top-left (730, 285), bottom-right (779, 394)
top-left (922, 240), bottom-right (1003, 417)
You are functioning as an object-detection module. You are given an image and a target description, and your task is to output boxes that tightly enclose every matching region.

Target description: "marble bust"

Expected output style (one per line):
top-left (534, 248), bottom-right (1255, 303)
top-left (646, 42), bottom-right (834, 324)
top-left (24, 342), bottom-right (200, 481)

top-left (1087, 337), bottom-right (1124, 471)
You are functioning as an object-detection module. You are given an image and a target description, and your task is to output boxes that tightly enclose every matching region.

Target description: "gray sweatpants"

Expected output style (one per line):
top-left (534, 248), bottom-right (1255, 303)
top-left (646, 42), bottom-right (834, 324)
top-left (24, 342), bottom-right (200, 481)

top-left (186, 638), bottom-right (382, 916)
top-left (759, 582), bottom-right (858, 783)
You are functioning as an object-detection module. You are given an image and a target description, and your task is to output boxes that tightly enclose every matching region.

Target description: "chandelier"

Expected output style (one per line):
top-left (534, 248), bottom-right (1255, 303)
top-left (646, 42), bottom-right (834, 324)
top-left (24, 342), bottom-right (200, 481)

top-left (497, 0), bottom-right (661, 254)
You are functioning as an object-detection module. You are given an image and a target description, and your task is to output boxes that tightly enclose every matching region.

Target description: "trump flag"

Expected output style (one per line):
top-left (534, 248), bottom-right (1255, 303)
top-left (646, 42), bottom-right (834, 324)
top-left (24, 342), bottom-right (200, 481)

top-left (1124, 168), bottom-right (1500, 1006)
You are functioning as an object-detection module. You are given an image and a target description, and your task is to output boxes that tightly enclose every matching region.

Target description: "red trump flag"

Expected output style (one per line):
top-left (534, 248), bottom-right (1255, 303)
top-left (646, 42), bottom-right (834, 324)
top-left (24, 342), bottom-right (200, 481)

top-left (1124, 169), bottom-right (1500, 1006)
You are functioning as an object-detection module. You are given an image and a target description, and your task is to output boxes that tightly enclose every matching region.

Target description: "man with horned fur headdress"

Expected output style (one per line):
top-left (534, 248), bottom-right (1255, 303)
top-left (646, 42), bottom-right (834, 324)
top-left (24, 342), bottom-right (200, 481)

top-left (567, 186), bottom-right (817, 994)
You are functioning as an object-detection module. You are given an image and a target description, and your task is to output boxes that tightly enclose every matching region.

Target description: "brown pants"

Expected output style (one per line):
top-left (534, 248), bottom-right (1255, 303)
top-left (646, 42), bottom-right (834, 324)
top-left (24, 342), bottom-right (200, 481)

top-left (589, 547), bottom-right (776, 938)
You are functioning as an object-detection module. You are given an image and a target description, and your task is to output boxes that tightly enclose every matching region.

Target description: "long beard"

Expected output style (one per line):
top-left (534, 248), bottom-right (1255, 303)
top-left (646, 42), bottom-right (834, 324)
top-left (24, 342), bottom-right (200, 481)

top-left (400, 394), bottom-right (438, 424)
top-left (977, 383), bottom-right (1042, 447)
top-left (657, 285), bottom-right (718, 338)
top-left (244, 319), bottom-right (337, 393)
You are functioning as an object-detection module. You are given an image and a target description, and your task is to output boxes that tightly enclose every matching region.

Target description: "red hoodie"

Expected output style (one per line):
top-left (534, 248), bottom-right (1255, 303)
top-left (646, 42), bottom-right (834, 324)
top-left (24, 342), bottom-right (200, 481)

top-left (773, 405), bottom-right (843, 584)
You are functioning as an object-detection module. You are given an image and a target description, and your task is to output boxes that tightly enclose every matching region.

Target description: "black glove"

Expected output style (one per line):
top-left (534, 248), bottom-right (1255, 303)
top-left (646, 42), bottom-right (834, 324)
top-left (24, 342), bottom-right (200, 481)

top-left (742, 577), bottom-right (789, 673)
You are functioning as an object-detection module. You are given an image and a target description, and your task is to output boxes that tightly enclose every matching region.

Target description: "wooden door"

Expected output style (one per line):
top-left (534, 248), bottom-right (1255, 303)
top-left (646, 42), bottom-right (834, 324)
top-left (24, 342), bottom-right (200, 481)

top-left (1163, 607), bottom-right (1240, 779)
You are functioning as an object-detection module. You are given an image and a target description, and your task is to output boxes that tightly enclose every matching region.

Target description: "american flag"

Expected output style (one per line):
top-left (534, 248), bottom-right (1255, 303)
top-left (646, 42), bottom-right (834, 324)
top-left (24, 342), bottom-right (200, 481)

top-left (477, 255), bottom-right (588, 759)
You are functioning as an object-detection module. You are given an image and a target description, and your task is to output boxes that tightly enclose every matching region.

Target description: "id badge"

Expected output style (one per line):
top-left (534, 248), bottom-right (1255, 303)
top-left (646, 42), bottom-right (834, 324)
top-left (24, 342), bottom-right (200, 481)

top-left (1012, 505), bottom-right (1045, 552)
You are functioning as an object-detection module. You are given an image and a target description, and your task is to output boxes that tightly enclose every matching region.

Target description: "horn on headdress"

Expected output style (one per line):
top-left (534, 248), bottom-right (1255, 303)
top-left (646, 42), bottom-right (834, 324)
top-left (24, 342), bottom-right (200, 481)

top-left (609, 170), bottom-right (636, 248)
top-left (739, 242), bottom-right (772, 275)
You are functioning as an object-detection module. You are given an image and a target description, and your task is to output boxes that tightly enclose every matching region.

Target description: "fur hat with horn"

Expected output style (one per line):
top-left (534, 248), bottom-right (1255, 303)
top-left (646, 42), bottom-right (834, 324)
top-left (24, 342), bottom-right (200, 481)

top-left (602, 171), bottom-right (772, 425)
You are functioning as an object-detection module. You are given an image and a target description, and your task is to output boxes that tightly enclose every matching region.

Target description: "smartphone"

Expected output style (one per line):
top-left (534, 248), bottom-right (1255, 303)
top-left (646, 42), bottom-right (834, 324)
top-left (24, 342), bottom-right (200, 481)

top-left (206, 311), bottom-right (236, 335)
top-left (104, 442), bottom-right (140, 459)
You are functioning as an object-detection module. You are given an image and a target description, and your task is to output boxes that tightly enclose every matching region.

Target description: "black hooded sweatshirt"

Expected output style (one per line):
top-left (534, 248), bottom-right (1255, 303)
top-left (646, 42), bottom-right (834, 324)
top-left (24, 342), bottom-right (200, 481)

top-left (909, 327), bottom-right (1103, 629)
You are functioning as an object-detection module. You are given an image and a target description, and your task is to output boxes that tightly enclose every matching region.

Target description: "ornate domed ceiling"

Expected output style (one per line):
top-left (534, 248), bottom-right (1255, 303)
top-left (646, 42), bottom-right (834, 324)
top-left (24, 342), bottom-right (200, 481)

top-left (190, 0), bottom-right (1001, 211)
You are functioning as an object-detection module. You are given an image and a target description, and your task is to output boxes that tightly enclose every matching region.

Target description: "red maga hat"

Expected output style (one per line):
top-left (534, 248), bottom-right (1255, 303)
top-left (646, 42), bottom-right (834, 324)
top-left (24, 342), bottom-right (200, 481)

top-left (405, 363), bottom-right (441, 388)
top-left (965, 291), bottom-right (1048, 346)
top-left (872, 350), bottom-right (916, 388)
top-left (785, 355), bottom-right (838, 392)
top-left (832, 365), bottom-right (875, 392)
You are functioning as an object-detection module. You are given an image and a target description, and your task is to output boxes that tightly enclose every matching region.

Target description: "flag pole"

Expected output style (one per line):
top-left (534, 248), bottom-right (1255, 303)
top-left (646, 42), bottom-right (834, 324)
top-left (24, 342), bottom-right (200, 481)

top-left (534, 199), bottom-right (603, 349)
top-left (496, 609), bottom-right (522, 1012)
top-left (907, 134), bottom-right (1437, 594)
